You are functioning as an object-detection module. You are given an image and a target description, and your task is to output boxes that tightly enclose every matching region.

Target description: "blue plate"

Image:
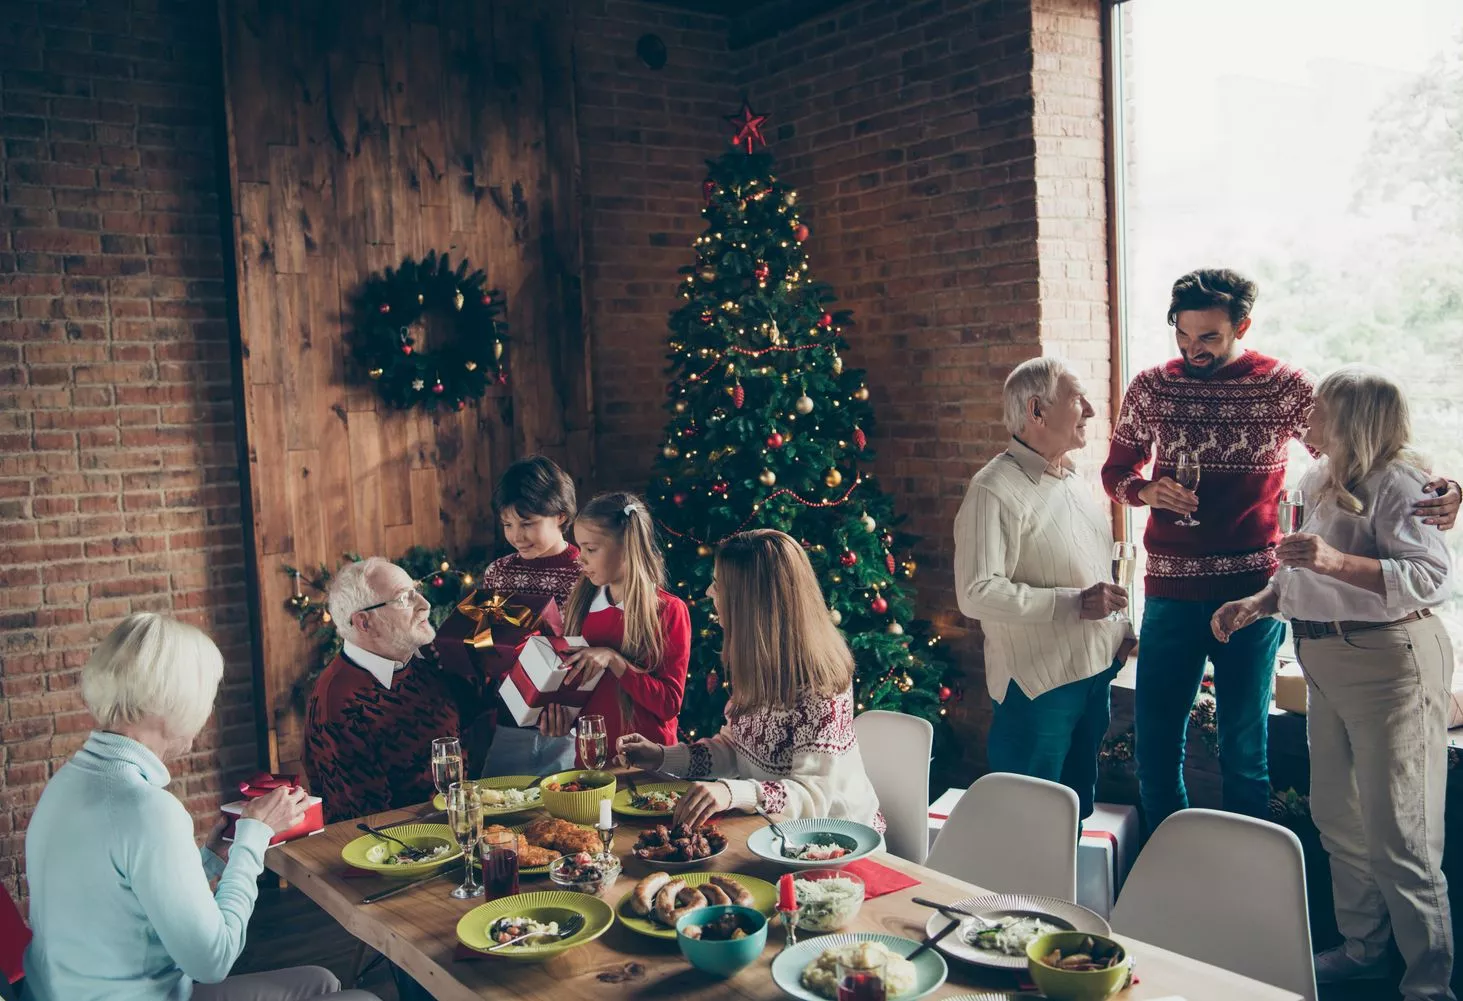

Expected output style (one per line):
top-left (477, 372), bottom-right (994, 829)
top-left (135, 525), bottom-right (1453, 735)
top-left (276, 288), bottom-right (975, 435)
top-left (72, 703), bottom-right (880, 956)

top-left (746, 818), bottom-right (882, 869)
top-left (770, 932), bottom-right (949, 1001)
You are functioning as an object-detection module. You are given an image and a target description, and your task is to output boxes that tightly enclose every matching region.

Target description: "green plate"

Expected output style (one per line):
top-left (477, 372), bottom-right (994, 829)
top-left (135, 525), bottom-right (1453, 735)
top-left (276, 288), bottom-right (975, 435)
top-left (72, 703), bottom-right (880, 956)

top-left (612, 781), bottom-right (690, 818)
top-left (616, 872), bottom-right (778, 941)
top-left (340, 823), bottom-right (461, 877)
top-left (483, 819), bottom-right (599, 876)
top-left (456, 890), bottom-right (614, 961)
top-left (431, 775), bottom-right (544, 816)
top-left (771, 932), bottom-right (949, 1001)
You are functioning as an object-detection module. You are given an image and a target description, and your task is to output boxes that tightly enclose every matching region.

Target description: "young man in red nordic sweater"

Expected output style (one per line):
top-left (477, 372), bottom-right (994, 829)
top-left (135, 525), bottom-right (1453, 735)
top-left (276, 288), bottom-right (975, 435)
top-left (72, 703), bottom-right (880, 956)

top-left (1103, 268), bottom-right (1461, 832)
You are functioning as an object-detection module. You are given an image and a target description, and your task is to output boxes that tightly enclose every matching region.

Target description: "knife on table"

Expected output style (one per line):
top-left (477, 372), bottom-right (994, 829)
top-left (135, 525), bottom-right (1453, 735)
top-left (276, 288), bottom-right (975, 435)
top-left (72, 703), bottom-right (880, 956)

top-left (907, 917), bottom-right (960, 961)
top-left (361, 868), bottom-right (457, 904)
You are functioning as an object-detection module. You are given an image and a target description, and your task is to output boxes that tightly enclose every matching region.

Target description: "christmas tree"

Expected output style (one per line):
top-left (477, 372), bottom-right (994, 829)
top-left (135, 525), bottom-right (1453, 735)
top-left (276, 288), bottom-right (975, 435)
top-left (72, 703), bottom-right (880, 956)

top-left (648, 103), bottom-right (958, 760)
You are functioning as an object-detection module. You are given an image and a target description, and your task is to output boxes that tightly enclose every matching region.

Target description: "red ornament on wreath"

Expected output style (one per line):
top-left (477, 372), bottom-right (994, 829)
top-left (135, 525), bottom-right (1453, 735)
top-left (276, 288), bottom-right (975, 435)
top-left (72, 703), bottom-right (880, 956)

top-left (766, 432), bottom-right (784, 449)
top-left (839, 551), bottom-right (858, 567)
top-left (939, 686), bottom-right (953, 702)
top-left (870, 595), bottom-right (888, 614)
top-left (818, 312), bottom-right (834, 329)
top-left (794, 223), bottom-right (809, 241)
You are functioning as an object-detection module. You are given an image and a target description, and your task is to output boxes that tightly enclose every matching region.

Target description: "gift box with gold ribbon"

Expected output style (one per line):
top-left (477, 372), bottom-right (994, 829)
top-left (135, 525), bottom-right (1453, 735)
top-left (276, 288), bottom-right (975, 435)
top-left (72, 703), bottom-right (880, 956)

top-left (435, 589), bottom-right (563, 687)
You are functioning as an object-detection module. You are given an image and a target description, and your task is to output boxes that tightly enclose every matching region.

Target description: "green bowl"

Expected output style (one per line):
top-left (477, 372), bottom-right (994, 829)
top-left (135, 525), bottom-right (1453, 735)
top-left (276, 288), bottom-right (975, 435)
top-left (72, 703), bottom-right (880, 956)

top-left (540, 769), bottom-right (617, 824)
top-left (676, 905), bottom-right (768, 977)
top-left (1025, 931), bottom-right (1130, 1001)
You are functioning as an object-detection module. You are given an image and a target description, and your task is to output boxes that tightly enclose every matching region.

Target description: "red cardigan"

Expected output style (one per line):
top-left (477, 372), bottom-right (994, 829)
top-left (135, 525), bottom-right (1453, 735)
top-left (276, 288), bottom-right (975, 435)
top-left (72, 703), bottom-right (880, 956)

top-left (574, 589), bottom-right (690, 765)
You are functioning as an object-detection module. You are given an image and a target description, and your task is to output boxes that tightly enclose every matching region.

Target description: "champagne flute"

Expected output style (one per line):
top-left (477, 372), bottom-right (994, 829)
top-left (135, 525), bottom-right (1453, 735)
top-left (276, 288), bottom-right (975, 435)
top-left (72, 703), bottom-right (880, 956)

top-left (1109, 541), bottom-right (1136, 621)
top-left (1174, 451), bottom-right (1201, 527)
top-left (1278, 487), bottom-right (1305, 572)
top-left (431, 736), bottom-right (463, 798)
top-left (446, 781), bottom-right (483, 899)
top-left (576, 714), bottom-right (608, 772)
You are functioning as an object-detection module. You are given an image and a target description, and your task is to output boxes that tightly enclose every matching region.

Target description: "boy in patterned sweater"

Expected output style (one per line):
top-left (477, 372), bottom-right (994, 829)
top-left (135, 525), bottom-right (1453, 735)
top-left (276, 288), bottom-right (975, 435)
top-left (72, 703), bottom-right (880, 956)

top-left (1103, 268), bottom-right (1460, 832)
top-left (477, 455), bottom-right (583, 776)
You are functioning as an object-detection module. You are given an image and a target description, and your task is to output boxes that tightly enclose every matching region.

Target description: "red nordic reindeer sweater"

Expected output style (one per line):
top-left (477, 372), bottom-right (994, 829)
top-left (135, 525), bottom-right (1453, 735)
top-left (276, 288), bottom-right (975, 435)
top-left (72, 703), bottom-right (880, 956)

top-left (1102, 351), bottom-right (1315, 602)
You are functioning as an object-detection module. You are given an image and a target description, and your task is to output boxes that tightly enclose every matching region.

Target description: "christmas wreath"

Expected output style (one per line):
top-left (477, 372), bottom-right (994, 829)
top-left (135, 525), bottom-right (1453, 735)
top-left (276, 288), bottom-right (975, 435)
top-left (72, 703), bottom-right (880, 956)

top-left (353, 251), bottom-right (508, 412)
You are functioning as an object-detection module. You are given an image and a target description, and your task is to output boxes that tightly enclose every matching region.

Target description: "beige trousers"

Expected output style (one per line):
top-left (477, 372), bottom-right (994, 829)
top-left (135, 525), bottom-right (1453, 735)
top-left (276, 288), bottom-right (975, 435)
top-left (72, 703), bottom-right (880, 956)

top-left (1298, 614), bottom-right (1456, 1001)
top-left (191, 966), bottom-right (381, 1001)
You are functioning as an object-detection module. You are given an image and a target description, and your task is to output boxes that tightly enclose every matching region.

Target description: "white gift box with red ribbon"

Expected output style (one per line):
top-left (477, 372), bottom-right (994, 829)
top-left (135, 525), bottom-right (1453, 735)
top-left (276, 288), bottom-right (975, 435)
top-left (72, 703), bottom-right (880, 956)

top-left (220, 773), bottom-right (324, 846)
top-left (498, 634), bottom-right (598, 727)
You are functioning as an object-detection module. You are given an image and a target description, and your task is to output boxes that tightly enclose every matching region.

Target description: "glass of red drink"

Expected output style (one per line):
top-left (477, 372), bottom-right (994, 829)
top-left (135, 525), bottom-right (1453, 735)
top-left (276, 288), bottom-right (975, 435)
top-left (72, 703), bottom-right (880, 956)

top-left (836, 951), bottom-right (887, 1001)
top-left (481, 828), bottom-right (519, 898)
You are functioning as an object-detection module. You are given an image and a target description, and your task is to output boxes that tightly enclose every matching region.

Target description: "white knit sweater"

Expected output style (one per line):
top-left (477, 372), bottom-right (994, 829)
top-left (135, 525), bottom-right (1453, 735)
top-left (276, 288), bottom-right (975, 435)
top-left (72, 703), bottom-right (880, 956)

top-left (660, 687), bottom-right (883, 829)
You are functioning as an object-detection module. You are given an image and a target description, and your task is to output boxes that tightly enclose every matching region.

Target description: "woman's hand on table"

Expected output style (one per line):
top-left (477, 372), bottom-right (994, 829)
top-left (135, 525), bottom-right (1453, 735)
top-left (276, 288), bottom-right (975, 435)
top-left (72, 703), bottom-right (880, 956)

top-left (674, 781), bottom-right (733, 829)
top-left (615, 733), bottom-right (665, 771)
top-left (240, 785), bottom-right (309, 835)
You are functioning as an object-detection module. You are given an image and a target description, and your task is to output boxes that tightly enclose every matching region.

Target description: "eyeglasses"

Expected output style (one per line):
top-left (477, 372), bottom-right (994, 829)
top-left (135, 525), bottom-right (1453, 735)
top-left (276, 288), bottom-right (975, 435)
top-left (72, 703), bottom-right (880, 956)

top-left (353, 581), bottom-right (425, 616)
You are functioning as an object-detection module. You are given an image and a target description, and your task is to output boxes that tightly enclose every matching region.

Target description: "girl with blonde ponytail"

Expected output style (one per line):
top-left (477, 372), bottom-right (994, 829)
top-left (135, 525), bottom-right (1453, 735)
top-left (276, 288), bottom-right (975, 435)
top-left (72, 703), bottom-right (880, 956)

top-left (538, 492), bottom-right (691, 764)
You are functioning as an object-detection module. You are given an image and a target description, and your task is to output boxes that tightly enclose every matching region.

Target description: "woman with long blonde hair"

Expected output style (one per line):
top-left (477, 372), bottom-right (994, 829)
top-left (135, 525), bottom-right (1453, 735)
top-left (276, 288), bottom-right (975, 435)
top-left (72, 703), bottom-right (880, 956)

top-left (1212, 366), bottom-right (1454, 999)
top-left (618, 529), bottom-right (882, 830)
top-left (537, 492), bottom-right (690, 765)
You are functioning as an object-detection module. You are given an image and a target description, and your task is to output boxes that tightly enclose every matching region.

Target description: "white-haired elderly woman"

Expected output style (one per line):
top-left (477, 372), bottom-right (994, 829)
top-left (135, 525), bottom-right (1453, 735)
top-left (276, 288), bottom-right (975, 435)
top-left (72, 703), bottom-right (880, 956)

top-left (1212, 366), bottom-right (1454, 1001)
top-left (22, 613), bottom-right (381, 1001)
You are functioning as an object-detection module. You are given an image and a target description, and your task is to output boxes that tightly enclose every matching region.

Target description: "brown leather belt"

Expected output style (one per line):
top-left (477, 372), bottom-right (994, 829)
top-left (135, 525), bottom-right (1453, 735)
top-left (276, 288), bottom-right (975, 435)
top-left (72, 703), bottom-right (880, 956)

top-left (1291, 608), bottom-right (1431, 640)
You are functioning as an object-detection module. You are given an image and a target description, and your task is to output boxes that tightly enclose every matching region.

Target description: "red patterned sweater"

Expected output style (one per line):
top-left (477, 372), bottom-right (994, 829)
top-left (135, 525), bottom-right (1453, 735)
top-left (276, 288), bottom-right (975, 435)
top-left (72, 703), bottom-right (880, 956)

top-left (659, 688), bottom-right (883, 830)
top-left (574, 587), bottom-right (691, 764)
top-left (304, 654), bottom-right (462, 823)
top-left (481, 544), bottom-right (581, 732)
top-left (1102, 351), bottom-right (1315, 601)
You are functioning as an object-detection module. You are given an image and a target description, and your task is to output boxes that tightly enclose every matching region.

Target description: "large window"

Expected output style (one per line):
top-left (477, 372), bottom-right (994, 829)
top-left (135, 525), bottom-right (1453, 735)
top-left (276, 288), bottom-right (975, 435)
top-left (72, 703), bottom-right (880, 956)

top-left (1113, 0), bottom-right (1463, 657)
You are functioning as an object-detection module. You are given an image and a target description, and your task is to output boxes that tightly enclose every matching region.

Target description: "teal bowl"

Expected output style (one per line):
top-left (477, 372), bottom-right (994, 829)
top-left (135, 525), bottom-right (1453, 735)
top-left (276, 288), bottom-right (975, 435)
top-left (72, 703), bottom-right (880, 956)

top-left (675, 905), bottom-right (768, 977)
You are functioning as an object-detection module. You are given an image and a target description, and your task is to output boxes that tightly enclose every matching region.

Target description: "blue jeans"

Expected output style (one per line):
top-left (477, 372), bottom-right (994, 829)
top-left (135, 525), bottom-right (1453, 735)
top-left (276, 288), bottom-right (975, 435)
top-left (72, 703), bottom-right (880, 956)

top-left (987, 662), bottom-right (1121, 820)
top-left (1135, 596), bottom-right (1284, 831)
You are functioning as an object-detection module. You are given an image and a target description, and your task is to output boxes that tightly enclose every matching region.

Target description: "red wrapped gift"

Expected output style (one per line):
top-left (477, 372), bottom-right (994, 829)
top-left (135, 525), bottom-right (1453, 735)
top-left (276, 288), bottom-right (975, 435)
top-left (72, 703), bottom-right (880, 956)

top-left (499, 635), bottom-right (601, 727)
top-left (436, 590), bottom-right (563, 687)
top-left (221, 773), bottom-right (323, 846)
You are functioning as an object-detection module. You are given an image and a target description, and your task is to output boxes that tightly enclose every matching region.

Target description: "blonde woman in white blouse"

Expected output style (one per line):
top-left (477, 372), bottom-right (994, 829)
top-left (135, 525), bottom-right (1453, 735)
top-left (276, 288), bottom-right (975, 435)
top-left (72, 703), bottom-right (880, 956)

top-left (617, 529), bottom-right (881, 832)
top-left (1212, 366), bottom-right (1454, 1001)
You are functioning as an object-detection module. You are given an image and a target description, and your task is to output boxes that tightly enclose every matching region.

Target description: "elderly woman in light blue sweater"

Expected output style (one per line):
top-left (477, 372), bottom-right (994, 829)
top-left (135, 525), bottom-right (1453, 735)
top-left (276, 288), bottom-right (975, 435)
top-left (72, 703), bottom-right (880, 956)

top-left (22, 613), bottom-right (380, 1001)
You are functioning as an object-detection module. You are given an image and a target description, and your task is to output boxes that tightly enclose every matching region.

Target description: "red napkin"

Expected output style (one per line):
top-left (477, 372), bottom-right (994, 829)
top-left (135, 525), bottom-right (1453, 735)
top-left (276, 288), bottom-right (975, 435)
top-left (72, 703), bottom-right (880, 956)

top-left (843, 858), bottom-right (920, 898)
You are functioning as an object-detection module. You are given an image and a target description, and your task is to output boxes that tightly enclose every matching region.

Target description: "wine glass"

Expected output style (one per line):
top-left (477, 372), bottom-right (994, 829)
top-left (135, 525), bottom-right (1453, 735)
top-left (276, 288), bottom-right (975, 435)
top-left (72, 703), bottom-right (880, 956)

top-left (1109, 541), bottom-right (1136, 621)
top-left (481, 827), bottom-right (519, 898)
top-left (576, 714), bottom-right (608, 772)
top-left (836, 949), bottom-right (888, 1001)
top-left (431, 736), bottom-right (463, 797)
top-left (1278, 487), bottom-right (1305, 572)
top-left (1174, 451), bottom-right (1201, 527)
top-left (446, 781), bottom-right (483, 899)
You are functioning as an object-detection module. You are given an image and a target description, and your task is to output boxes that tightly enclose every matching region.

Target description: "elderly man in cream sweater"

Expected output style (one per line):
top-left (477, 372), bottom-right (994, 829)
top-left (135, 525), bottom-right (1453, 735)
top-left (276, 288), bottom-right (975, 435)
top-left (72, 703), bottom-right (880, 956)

top-left (955, 356), bottom-right (1135, 819)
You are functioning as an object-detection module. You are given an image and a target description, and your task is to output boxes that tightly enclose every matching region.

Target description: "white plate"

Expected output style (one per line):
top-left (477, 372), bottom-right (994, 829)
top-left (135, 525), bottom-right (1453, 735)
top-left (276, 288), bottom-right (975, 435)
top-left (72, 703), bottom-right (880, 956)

top-left (923, 893), bottom-right (1111, 971)
top-left (746, 818), bottom-right (883, 869)
top-left (770, 932), bottom-right (949, 1001)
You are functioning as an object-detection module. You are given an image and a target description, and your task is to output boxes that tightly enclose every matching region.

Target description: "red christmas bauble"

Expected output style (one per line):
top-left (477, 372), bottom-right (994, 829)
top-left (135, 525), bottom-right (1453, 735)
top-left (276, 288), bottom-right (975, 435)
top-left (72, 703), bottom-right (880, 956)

top-left (673, 492), bottom-right (687, 506)
top-left (706, 669), bottom-right (719, 694)
top-left (712, 480), bottom-right (729, 495)
top-left (732, 384), bottom-right (745, 408)
top-left (456, 400), bottom-right (466, 410)
top-left (840, 551), bottom-right (857, 567)
top-left (378, 303), bottom-right (391, 314)
top-left (886, 552), bottom-right (897, 575)
top-left (939, 686), bottom-right (953, 702)
top-left (870, 595), bottom-right (888, 614)
top-left (703, 179), bottom-right (716, 204)
top-left (754, 262), bottom-right (770, 281)
top-left (699, 312), bottom-right (714, 325)
top-left (818, 312), bottom-right (834, 328)
top-left (853, 427), bottom-right (867, 450)
top-left (401, 344), bottom-right (413, 355)
top-left (480, 294), bottom-right (492, 305)
top-left (432, 382), bottom-right (444, 394)
top-left (766, 432), bottom-right (784, 448)
top-left (794, 223), bottom-right (809, 241)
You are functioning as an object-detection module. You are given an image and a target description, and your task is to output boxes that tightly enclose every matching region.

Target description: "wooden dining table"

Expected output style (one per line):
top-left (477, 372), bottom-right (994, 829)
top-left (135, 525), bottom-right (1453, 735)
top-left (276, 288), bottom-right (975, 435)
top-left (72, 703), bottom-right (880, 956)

top-left (264, 795), bottom-right (1305, 1001)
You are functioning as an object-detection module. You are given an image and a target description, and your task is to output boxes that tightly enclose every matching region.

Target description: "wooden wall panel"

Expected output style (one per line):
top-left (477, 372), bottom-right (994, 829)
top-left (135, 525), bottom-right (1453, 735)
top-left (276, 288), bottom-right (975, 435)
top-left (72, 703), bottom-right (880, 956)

top-left (220, 0), bottom-right (592, 773)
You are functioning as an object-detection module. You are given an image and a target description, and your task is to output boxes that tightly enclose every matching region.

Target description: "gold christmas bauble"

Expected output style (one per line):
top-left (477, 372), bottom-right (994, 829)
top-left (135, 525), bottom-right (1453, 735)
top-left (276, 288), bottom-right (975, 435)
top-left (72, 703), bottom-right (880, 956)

top-left (696, 544), bottom-right (713, 557)
top-left (493, 340), bottom-right (504, 361)
top-left (824, 468), bottom-right (843, 488)
top-left (795, 395), bottom-right (814, 414)
top-left (860, 513), bottom-right (876, 532)
top-left (663, 445), bottom-right (680, 459)
top-left (769, 321), bottom-right (782, 345)
top-left (700, 268), bottom-right (717, 282)
top-left (853, 385), bottom-right (870, 401)
top-left (829, 608), bottom-right (842, 626)
top-left (453, 290), bottom-right (465, 311)
top-left (368, 368), bottom-right (383, 379)
top-left (832, 353), bottom-right (843, 374)
top-left (759, 469), bottom-right (776, 486)
top-left (902, 559), bottom-right (918, 578)
top-left (887, 622), bottom-right (904, 636)
top-left (464, 360), bottom-right (477, 372)
top-left (417, 293), bottom-right (425, 304)
top-left (674, 400), bottom-right (688, 413)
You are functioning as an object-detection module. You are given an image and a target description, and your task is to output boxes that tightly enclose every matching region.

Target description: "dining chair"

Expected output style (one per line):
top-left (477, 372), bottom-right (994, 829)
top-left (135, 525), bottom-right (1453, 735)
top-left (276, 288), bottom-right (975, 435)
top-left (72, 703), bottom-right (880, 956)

top-left (925, 772), bottom-right (1079, 901)
top-left (853, 709), bottom-right (933, 864)
top-left (1111, 808), bottom-right (1317, 1001)
top-left (0, 879), bottom-right (29, 992)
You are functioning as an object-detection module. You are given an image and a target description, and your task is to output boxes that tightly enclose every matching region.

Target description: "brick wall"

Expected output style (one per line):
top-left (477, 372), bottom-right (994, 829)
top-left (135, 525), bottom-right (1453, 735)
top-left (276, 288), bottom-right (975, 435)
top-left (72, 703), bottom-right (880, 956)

top-left (573, 0), bottom-right (734, 489)
top-left (0, 0), bottom-right (258, 908)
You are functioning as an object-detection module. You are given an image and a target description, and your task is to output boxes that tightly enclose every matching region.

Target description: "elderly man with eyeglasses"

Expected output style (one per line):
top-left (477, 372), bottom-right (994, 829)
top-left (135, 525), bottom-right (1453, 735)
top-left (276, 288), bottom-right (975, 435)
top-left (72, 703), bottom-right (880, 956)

top-left (304, 557), bottom-right (466, 824)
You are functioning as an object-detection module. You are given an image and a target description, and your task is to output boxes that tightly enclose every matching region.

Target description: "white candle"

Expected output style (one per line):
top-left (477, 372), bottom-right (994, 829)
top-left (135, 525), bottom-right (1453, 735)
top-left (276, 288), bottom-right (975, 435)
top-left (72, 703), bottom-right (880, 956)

top-left (599, 798), bottom-right (613, 831)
